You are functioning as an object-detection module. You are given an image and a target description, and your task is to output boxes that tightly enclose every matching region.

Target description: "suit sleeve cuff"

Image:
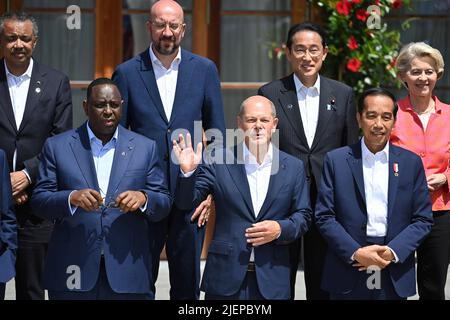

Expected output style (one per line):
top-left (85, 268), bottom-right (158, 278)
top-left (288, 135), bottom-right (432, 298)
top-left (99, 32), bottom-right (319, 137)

top-left (22, 169), bottom-right (32, 184)
top-left (68, 190), bottom-right (78, 215)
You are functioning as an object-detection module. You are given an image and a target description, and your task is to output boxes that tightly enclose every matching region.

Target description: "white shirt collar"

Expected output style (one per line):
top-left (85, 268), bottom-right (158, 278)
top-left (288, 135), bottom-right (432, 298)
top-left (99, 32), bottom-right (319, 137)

top-left (4, 58), bottom-right (33, 79)
top-left (86, 122), bottom-right (119, 146)
top-left (361, 137), bottom-right (389, 162)
top-left (149, 44), bottom-right (182, 69)
top-left (293, 73), bottom-right (320, 95)
top-left (243, 143), bottom-right (273, 166)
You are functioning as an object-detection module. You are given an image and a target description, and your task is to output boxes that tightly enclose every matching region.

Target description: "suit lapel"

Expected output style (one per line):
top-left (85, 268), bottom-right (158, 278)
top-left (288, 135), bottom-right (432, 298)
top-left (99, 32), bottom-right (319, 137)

top-left (347, 143), bottom-right (366, 205)
top-left (224, 146), bottom-right (255, 217)
top-left (19, 61), bottom-right (45, 133)
top-left (279, 75), bottom-right (309, 147)
top-left (387, 145), bottom-right (400, 220)
top-left (106, 126), bottom-right (134, 196)
top-left (311, 77), bottom-right (335, 150)
top-left (137, 50), bottom-right (168, 123)
top-left (69, 124), bottom-right (99, 190)
top-left (0, 60), bottom-right (18, 132)
top-left (169, 49), bottom-right (194, 126)
top-left (257, 149), bottom-right (285, 221)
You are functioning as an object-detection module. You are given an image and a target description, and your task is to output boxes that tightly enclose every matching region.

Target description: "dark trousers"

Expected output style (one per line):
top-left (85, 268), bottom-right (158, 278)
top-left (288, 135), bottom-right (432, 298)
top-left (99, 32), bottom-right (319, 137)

top-left (0, 282), bottom-right (5, 300)
top-left (49, 257), bottom-right (153, 300)
top-left (303, 224), bottom-right (329, 300)
top-left (15, 239), bottom-right (47, 300)
top-left (151, 206), bottom-right (205, 300)
top-left (330, 236), bottom-right (404, 300)
top-left (417, 210), bottom-right (450, 300)
top-left (205, 271), bottom-right (265, 300)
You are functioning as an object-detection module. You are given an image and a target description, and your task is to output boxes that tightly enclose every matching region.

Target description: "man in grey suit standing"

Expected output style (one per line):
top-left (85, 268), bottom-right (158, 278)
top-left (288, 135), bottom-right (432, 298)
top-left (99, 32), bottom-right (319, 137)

top-left (258, 22), bottom-right (359, 300)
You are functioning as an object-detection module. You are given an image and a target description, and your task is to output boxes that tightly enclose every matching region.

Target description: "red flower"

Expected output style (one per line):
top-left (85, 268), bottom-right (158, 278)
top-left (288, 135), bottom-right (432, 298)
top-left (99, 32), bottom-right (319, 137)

top-left (374, 0), bottom-right (381, 5)
top-left (356, 9), bottom-right (369, 21)
top-left (336, 0), bottom-right (352, 16)
top-left (347, 58), bottom-right (362, 72)
top-left (351, 0), bottom-right (363, 4)
top-left (348, 36), bottom-right (359, 50)
top-left (392, 0), bottom-right (403, 9)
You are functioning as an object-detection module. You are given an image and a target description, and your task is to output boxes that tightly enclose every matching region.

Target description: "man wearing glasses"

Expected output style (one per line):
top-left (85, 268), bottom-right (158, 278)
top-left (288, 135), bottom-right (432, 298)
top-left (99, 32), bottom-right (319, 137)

top-left (30, 78), bottom-right (171, 300)
top-left (113, 0), bottom-right (225, 300)
top-left (258, 22), bottom-right (359, 300)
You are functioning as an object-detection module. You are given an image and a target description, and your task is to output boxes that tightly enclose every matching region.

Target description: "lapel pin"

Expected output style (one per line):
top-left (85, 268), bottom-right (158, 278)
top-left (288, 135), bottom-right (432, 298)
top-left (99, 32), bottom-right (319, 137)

top-left (35, 87), bottom-right (41, 94)
top-left (326, 98), bottom-right (336, 111)
top-left (393, 162), bottom-right (399, 176)
top-left (287, 104), bottom-right (293, 110)
top-left (121, 152), bottom-right (126, 156)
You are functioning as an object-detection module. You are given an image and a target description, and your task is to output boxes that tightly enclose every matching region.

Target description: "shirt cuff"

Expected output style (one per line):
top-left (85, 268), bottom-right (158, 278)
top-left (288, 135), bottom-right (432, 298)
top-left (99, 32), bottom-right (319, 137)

top-left (388, 247), bottom-right (399, 263)
top-left (68, 190), bottom-right (78, 215)
top-left (22, 169), bottom-right (32, 184)
top-left (180, 168), bottom-right (196, 178)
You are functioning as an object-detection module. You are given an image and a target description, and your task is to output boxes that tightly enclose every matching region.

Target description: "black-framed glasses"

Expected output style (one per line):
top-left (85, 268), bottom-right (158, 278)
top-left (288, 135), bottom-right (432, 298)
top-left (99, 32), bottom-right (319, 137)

top-left (150, 20), bottom-right (184, 32)
top-left (292, 47), bottom-right (322, 57)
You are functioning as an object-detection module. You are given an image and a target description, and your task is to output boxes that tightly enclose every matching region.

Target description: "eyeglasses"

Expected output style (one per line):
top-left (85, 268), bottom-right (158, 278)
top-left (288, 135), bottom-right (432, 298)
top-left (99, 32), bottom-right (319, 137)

top-left (292, 47), bottom-right (322, 57)
top-left (98, 188), bottom-right (119, 210)
top-left (150, 20), bottom-right (184, 32)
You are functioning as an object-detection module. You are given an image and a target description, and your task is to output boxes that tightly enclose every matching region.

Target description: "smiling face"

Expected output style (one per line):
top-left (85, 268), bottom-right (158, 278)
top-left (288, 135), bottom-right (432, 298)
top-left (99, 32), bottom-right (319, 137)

top-left (83, 84), bottom-right (122, 144)
top-left (357, 94), bottom-right (396, 154)
top-left (400, 56), bottom-right (438, 99)
top-left (285, 30), bottom-right (328, 87)
top-left (0, 19), bottom-right (37, 75)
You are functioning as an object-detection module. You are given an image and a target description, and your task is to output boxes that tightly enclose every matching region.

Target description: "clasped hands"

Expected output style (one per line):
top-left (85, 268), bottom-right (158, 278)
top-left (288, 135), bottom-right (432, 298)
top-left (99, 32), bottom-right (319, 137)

top-left (352, 245), bottom-right (395, 271)
top-left (70, 189), bottom-right (147, 213)
top-left (11, 171), bottom-right (30, 205)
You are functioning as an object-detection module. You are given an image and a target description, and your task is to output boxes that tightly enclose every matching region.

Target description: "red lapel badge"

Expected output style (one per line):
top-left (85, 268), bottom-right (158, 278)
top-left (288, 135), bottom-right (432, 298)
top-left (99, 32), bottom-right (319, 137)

top-left (393, 162), bottom-right (399, 177)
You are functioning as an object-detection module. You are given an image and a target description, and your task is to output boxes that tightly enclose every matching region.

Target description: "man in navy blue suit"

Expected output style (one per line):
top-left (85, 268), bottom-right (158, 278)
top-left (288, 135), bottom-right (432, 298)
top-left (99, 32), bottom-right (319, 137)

top-left (173, 96), bottom-right (311, 299)
top-left (315, 88), bottom-right (433, 299)
top-left (31, 78), bottom-right (171, 299)
top-left (112, 0), bottom-right (225, 299)
top-left (0, 149), bottom-right (17, 300)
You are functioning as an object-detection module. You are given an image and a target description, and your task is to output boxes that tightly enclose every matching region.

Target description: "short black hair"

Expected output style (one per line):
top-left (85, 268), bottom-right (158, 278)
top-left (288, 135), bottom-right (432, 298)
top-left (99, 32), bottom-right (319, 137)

top-left (286, 22), bottom-right (327, 50)
top-left (86, 78), bottom-right (118, 101)
top-left (357, 87), bottom-right (398, 118)
top-left (0, 11), bottom-right (38, 37)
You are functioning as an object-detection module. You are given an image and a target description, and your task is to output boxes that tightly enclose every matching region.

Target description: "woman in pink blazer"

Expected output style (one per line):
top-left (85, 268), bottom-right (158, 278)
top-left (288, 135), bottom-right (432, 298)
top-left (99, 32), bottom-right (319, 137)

top-left (390, 42), bottom-right (449, 300)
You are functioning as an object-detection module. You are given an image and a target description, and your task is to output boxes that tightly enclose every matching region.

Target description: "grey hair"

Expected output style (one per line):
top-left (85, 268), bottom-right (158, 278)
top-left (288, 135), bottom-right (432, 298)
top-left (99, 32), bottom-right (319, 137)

top-left (238, 97), bottom-right (277, 118)
top-left (0, 11), bottom-right (39, 38)
top-left (396, 42), bottom-right (444, 80)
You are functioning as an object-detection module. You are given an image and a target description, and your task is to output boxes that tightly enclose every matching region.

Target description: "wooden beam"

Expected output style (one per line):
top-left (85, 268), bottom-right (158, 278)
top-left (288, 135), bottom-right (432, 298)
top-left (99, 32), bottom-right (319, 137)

top-left (207, 0), bottom-right (220, 68)
top-left (95, 0), bottom-right (123, 78)
top-left (192, 0), bottom-right (208, 57)
top-left (291, 0), bottom-right (306, 24)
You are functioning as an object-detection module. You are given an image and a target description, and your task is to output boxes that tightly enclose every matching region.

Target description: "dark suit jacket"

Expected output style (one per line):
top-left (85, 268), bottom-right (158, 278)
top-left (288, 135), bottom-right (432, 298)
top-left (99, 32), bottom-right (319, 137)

top-left (315, 142), bottom-right (433, 298)
top-left (112, 49), bottom-right (226, 194)
top-left (258, 74), bottom-right (359, 195)
top-left (0, 149), bottom-right (17, 283)
top-left (30, 124), bottom-right (172, 293)
top-left (175, 146), bottom-right (312, 299)
top-left (0, 59), bottom-right (72, 240)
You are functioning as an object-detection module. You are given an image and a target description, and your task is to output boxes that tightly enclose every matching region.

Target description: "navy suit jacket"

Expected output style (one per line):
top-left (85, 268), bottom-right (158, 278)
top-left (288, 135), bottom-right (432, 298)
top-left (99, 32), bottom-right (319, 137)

top-left (175, 147), bottom-right (312, 299)
top-left (31, 124), bottom-right (171, 293)
top-left (0, 149), bottom-right (17, 283)
top-left (112, 49), bottom-right (226, 194)
top-left (315, 142), bottom-right (433, 298)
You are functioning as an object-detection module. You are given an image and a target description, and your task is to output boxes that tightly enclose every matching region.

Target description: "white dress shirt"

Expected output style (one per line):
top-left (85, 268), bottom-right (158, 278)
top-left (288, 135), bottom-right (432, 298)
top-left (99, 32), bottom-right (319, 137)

top-left (243, 144), bottom-right (273, 262)
top-left (5, 59), bottom-right (33, 174)
top-left (361, 138), bottom-right (389, 237)
top-left (293, 74), bottom-right (320, 148)
top-left (149, 44), bottom-right (181, 121)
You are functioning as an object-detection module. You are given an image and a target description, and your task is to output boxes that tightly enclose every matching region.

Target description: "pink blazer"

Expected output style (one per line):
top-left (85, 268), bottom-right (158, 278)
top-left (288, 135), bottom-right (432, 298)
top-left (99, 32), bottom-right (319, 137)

top-left (390, 95), bottom-right (450, 211)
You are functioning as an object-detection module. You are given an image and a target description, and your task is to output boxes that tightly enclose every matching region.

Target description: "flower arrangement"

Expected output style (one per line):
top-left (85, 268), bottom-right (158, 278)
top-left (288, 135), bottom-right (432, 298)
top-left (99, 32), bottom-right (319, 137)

top-left (269, 0), bottom-right (411, 94)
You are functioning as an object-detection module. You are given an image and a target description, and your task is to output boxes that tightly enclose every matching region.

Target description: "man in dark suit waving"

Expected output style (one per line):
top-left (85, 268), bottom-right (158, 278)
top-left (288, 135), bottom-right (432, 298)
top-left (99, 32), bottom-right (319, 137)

top-left (258, 22), bottom-right (359, 299)
top-left (113, 0), bottom-right (225, 299)
top-left (0, 12), bottom-right (72, 300)
top-left (173, 96), bottom-right (311, 299)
